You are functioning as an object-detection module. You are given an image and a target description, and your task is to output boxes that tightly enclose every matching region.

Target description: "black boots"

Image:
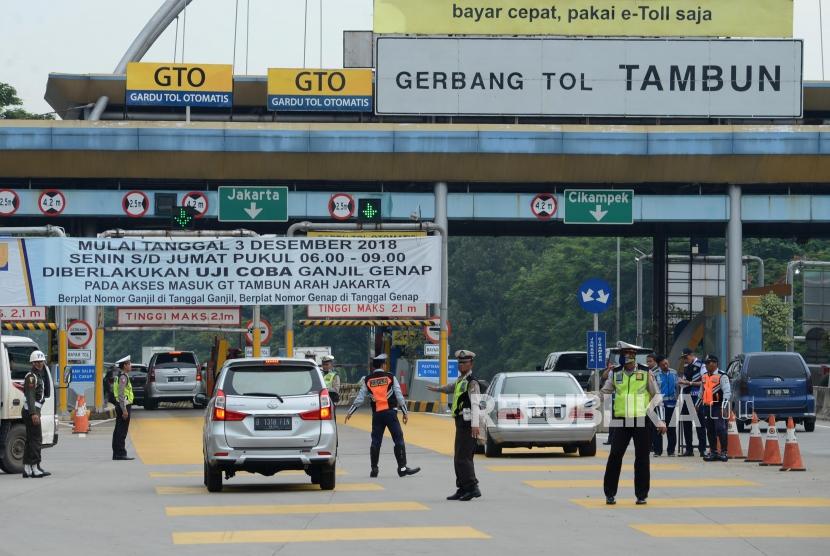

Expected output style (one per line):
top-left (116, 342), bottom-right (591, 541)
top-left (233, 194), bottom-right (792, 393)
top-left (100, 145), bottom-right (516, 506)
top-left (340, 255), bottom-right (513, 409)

top-left (394, 445), bottom-right (420, 477)
top-left (369, 446), bottom-right (380, 478)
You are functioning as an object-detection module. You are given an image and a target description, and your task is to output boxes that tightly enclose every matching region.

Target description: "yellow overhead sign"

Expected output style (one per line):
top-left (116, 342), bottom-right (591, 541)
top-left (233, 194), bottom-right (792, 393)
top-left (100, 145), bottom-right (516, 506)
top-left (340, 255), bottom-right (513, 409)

top-left (126, 62), bottom-right (233, 107)
top-left (267, 69), bottom-right (373, 112)
top-left (373, 0), bottom-right (793, 38)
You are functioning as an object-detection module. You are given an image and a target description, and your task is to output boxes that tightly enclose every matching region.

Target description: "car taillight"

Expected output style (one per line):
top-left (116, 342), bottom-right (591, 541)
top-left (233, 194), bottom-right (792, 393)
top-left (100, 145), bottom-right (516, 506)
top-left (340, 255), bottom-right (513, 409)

top-left (211, 389), bottom-right (247, 421)
top-left (569, 407), bottom-right (594, 420)
top-left (148, 368), bottom-right (155, 382)
top-left (300, 389), bottom-right (333, 420)
top-left (196, 370), bottom-right (202, 382)
top-left (497, 408), bottom-right (523, 421)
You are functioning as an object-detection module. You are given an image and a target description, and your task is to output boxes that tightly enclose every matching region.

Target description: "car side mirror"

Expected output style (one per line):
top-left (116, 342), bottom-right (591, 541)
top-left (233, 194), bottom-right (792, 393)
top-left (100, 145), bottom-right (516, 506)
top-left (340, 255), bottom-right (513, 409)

top-left (194, 393), bottom-right (207, 406)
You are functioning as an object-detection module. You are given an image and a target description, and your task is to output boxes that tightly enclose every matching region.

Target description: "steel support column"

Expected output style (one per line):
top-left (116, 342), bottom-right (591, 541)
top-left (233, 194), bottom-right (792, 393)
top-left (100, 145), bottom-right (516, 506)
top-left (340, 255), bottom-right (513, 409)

top-left (652, 229), bottom-right (668, 354)
top-left (727, 185), bottom-right (744, 360)
top-left (434, 182), bottom-right (449, 408)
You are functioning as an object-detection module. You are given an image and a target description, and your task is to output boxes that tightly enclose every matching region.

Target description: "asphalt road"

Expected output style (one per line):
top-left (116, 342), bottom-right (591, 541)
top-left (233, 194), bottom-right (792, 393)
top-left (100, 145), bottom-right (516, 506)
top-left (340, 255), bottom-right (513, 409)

top-left (2, 407), bottom-right (829, 555)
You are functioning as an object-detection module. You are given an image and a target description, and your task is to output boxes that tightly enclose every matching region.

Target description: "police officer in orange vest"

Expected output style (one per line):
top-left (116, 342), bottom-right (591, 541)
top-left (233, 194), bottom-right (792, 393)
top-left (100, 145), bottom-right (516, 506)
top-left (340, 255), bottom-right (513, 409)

top-left (345, 353), bottom-right (420, 478)
top-left (700, 354), bottom-right (731, 462)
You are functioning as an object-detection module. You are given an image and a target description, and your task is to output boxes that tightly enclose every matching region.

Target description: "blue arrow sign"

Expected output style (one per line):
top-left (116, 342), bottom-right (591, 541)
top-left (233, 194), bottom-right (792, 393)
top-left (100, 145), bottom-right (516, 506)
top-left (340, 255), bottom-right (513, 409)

top-left (577, 277), bottom-right (613, 314)
top-left (587, 331), bottom-right (607, 370)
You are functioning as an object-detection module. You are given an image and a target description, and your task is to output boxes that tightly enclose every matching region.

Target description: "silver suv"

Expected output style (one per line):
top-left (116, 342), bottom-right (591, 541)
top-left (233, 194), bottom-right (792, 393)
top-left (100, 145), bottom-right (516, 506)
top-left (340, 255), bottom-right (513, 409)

top-left (198, 357), bottom-right (337, 492)
top-left (144, 351), bottom-right (206, 409)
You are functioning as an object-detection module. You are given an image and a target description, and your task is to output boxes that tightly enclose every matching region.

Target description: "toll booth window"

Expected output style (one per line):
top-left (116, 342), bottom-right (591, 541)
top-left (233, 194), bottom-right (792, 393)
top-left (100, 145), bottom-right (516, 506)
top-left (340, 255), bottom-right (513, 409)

top-left (7, 345), bottom-right (37, 381)
top-left (224, 365), bottom-right (320, 396)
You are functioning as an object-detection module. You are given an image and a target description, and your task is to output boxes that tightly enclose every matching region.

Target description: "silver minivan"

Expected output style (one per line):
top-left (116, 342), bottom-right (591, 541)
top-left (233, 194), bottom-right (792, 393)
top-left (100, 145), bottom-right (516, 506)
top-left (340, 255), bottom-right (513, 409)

top-left (144, 351), bottom-right (206, 409)
top-left (198, 357), bottom-right (337, 492)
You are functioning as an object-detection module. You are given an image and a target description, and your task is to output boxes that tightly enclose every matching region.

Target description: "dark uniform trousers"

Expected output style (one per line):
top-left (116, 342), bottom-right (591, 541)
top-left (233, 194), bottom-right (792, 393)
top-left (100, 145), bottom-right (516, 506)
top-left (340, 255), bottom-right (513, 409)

top-left (652, 405), bottom-right (677, 455)
top-left (680, 395), bottom-right (707, 455)
top-left (703, 403), bottom-right (728, 454)
top-left (370, 409), bottom-right (404, 449)
top-left (112, 404), bottom-right (132, 458)
top-left (454, 416), bottom-right (478, 491)
top-left (22, 409), bottom-right (42, 465)
top-left (603, 423), bottom-right (651, 499)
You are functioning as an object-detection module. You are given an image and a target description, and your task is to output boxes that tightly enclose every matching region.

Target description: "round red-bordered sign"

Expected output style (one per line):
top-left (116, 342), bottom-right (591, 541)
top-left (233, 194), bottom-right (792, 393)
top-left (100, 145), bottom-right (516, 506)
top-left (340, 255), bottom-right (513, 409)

top-left (531, 193), bottom-right (558, 221)
top-left (328, 193), bottom-right (355, 221)
top-left (424, 317), bottom-right (451, 344)
top-left (122, 190), bottom-right (149, 218)
top-left (67, 320), bottom-right (93, 348)
top-left (182, 191), bottom-right (209, 219)
top-left (0, 189), bottom-right (20, 217)
top-left (38, 189), bottom-right (66, 216)
top-left (245, 318), bottom-right (273, 346)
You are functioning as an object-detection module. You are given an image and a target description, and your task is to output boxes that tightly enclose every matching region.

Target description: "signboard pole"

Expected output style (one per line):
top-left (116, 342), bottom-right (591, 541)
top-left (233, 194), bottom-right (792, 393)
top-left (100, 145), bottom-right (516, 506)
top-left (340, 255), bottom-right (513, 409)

top-left (593, 313), bottom-right (600, 394)
top-left (95, 307), bottom-right (104, 412)
top-left (252, 305), bottom-right (262, 358)
top-left (58, 307), bottom-right (68, 414)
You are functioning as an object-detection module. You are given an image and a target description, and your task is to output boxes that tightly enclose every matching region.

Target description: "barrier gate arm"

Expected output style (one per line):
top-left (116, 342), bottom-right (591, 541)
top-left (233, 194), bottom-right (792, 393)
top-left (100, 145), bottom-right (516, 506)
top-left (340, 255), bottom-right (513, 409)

top-left (284, 221), bottom-right (448, 397)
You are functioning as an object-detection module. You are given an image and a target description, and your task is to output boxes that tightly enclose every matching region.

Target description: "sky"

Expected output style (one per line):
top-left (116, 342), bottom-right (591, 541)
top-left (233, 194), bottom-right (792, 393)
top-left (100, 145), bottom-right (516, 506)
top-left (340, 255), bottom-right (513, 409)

top-left (1, 0), bottom-right (828, 116)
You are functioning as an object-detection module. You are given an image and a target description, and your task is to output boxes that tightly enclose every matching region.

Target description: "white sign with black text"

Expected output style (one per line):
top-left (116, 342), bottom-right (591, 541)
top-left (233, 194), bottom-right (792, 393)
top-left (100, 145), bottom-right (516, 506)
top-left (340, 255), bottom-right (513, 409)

top-left (376, 37), bottom-right (803, 118)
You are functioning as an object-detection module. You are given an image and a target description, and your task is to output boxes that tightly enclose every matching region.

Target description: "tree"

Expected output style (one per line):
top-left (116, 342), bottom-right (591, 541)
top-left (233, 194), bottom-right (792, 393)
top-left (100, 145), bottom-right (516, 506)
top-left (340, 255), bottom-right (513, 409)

top-left (0, 82), bottom-right (53, 120)
top-left (754, 293), bottom-right (790, 351)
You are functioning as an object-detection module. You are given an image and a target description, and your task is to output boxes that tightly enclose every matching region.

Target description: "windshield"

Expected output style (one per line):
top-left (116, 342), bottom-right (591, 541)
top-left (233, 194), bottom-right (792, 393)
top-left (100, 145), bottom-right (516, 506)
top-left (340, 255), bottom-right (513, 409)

top-left (7, 344), bottom-right (37, 380)
top-left (223, 365), bottom-right (321, 397)
top-left (501, 375), bottom-right (582, 396)
top-left (746, 355), bottom-right (807, 379)
top-left (555, 354), bottom-right (587, 370)
top-left (153, 353), bottom-right (197, 368)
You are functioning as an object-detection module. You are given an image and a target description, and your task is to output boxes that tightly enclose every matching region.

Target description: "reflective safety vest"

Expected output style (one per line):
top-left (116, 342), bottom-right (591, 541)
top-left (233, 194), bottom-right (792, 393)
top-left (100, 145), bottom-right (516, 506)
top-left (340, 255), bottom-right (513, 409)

top-left (113, 373), bottom-right (134, 405)
top-left (701, 371), bottom-right (724, 406)
top-left (364, 371), bottom-right (396, 413)
top-left (452, 374), bottom-right (478, 417)
top-left (323, 371), bottom-right (337, 389)
top-left (613, 370), bottom-right (650, 418)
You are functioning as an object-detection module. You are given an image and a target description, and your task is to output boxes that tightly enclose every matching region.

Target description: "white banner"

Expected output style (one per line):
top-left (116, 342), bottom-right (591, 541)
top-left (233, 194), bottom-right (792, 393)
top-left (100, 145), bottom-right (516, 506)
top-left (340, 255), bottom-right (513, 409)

top-left (116, 307), bottom-right (242, 326)
top-left (376, 37), bottom-right (803, 118)
top-left (1, 237), bottom-right (441, 307)
top-left (0, 306), bottom-right (47, 321)
top-left (308, 302), bottom-right (428, 318)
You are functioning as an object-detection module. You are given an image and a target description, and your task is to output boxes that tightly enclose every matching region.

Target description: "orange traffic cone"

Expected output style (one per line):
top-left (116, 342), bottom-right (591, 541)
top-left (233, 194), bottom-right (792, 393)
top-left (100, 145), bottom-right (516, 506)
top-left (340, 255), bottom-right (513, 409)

top-left (726, 411), bottom-right (745, 459)
top-left (73, 394), bottom-right (90, 434)
top-left (745, 412), bottom-right (764, 462)
top-left (780, 417), bottom-right (806, 471)
top-left (759, 415), bottom-right (782, 466)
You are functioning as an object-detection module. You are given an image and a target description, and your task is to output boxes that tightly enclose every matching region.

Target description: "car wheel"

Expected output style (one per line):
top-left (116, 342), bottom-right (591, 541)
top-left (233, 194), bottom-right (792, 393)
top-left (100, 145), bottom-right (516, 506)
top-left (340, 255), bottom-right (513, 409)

top-left (475, 442), bottom-right (485, 455)
top-left (0, 423), bottom-right (26, 474)
top-left (204, 461), bottom-right (223, 492)
top-left (319, 464), bottom-right (336, 490)
top-left (484, 433), bottom-right (502, 457)
top-left (563, 446), bottom-right (578, 455)
top-left (578, 435), bottom-right (597, 457)
top-left (144, 399), bottom-right (157, 410)
top-left (736, 419), bottom-right (746, 433)
top-left (804, 418), bottom-right (816, 432)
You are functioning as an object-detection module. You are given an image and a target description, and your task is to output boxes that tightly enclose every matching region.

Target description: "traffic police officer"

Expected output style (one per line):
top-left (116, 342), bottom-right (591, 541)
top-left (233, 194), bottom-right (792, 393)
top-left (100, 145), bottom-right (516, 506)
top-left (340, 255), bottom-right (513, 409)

top-left (321, 354), bottom-right (340, 403)
top-left (601, 343), bottom-right (666, 505)
top-left (427, 349), bottom-right (482, 501)
top-left (112, 355), bottom-right (135, 461)
top-left (701, 354), bottom-right (731, 462)
top-left (345, 354), bottom-right (420, 478)
top-left (22, 350), bottom-right (50, 478)
top-left (678, 347), bottom-right (707, 457)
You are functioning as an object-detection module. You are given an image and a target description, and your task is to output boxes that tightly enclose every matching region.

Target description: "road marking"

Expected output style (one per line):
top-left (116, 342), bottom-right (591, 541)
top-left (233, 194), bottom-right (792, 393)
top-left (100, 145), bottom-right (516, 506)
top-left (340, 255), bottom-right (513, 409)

top-left (573, 497), bottom-right (830, 509)
top-left (150, 469), bottom-right (347, 478)
top-left (487, 464), bottom-right (685, 472)
top-left (130, 416), bottom-right (203, 465)
top-left (525, 479), bottom-right (759, 489)
top-left (631, 524), bottom-right (830, 538)
top-left (166, 501), bottom-right (429, 516)
top-left (156, 483), bottom-right (384, 495)
top-left (341, 412), bottom-right (455, 455)
top-left (172, 526), bottom-right (490, 544)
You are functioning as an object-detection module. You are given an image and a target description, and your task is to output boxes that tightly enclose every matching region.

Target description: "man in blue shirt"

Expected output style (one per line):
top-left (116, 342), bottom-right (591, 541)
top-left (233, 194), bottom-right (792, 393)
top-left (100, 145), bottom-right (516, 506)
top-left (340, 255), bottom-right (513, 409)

top-left (652, 355), bottom-right (678, 456)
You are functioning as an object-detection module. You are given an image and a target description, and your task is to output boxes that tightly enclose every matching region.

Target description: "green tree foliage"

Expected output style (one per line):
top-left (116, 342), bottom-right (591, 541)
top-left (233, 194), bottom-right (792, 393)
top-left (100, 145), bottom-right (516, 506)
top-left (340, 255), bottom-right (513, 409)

top-left (0, 82), bottom-right (54, 120)
top-left (754, 293), bottom-right (790, 351)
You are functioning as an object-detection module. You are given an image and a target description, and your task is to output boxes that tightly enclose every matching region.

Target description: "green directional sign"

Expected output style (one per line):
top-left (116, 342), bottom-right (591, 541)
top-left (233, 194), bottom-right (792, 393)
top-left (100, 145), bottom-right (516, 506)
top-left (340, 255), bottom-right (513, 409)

top-left (564, 189), bottom-right (634, 225)
top-left (218, 186), bottom-right (288, 222)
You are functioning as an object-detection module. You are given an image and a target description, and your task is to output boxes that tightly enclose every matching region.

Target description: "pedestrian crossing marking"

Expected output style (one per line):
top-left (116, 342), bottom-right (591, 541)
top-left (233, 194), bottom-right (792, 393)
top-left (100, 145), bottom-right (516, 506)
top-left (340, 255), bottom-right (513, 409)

top-left (150, 469), bottom-right (347, 478)
top-left (156, 483), bottom-right (384, 495)
top-left (487, 464), bottom-right (685, 472)
top-left (631, 523), bottom-right (830, 538)
top-left (574, 497), bottom-right (830, 509)
top-left (525, 479), bottom-right (759, 489)
top-left (172, 526), bottom-right (490, 544)
top-left (166, 501), bottom-right (429, 516)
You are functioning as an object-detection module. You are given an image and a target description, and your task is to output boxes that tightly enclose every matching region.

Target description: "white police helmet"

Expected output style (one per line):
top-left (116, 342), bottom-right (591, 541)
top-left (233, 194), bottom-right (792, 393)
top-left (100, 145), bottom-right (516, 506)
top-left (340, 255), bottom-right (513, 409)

top-left (29, 350), bottom-right (46, 363)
